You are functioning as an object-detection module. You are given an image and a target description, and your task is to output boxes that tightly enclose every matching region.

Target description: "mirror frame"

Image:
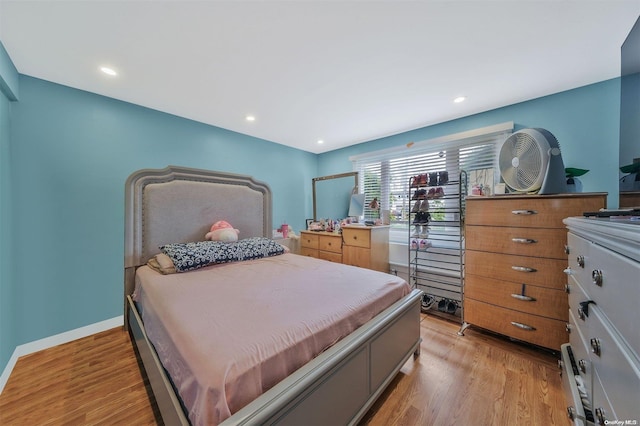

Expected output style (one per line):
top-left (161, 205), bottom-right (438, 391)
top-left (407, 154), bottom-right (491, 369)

top-left (312, 172), bottom-right (359, 220)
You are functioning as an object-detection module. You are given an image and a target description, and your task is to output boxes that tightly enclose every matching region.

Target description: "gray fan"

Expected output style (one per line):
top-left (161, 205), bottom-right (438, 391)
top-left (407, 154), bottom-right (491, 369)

top-left (499, 128), bottom-right (568, 194)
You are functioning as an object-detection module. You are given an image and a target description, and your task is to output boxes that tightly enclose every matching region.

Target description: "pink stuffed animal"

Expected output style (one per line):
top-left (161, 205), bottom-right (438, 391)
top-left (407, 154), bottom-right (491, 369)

top-left (205, 220), bottom-right (239, 242)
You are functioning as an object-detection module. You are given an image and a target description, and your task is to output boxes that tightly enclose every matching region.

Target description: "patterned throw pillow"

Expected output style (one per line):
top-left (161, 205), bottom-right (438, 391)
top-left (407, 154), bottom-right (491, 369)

top-left (160, 237), bottom-right (286, 272)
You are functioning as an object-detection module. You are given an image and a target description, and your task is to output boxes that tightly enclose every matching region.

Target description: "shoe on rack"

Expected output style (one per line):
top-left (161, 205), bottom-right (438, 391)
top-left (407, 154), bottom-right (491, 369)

top-left (446, 300), bottom-right (458, 314)
top-left (411, 200), bottom-right (421, 212)
top-left (419, 200), bottom-right (429, 212)
top-left (434, 187), bottom-right (444, 198)
top-left (419, 212), bottom-right (431, 224)
top-left (429, 172), bottom-right (438, 187)
top-left (438, 171), bottom-right (449, 186)
top-left (427, 188), bottom-right (436, 199)
top-left (438, 299), bottom-right (447, 312)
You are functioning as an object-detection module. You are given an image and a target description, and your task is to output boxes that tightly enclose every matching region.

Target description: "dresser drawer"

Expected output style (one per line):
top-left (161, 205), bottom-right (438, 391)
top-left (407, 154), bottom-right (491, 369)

top-left (464, 299), bottom-right (569, 350)
top-left (300, 247), bottom-right (318, 258)
top-left (560, 344), bottom-right (589, 426)
top-left (592, 369), bottom-right (617, 426)
top-left (342, 227), bottom-right (371, 249)
top-left (588, 307), bottom-right (640, 423)
top-left (318, 250), bottom-right (342, 263)
top-left (466, 250), bottom-right (567, 290)
top-left (585, 241), bottom-right (640, 355)
top-left (465, 274), bottom-right (567, 320)
top-left (569, 277), bottom-right (593, 342)
top-left (467, 226), bottom-right (567, 259)
top-left (300, 233), bottom-right (319, 249)
top-left (566, 232), bottom-right (593, 292)
top-left (465, 195), bottom-right (606, 228)
top-left (318, 235), bottom-right (342, 254)
top-left (568, 309), bottom-right (593, 397)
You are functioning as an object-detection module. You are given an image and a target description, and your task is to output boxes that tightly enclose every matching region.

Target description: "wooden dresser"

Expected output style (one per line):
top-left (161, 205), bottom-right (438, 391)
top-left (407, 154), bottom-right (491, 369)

top-left (462, 193), bottom-right (607, 351)
top-left (300, 225), bottom-right (390, 272)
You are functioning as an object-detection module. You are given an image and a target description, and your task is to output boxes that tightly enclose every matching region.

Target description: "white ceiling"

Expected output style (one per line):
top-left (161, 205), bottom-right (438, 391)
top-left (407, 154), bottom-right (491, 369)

top-left (1, 1), bottom-right (639, 154)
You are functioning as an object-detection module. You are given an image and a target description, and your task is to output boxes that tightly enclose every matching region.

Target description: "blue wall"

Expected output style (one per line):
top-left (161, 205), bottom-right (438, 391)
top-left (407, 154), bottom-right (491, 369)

top-left (319, 79), bottom-right (621, 208)
top-left (0, 41), bottom-right (18, 377)
top-left (9, 75), bottom-right (316, 347)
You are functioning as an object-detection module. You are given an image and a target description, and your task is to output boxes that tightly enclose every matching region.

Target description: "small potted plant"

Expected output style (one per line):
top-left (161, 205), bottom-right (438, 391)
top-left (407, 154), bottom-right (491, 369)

top-left (565, 167), bottom-right (589, 192)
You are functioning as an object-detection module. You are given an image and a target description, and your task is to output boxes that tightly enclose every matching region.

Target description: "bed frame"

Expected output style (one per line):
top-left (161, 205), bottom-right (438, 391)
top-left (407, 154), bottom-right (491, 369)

top-left (124, 165), bottom-right (422, 425)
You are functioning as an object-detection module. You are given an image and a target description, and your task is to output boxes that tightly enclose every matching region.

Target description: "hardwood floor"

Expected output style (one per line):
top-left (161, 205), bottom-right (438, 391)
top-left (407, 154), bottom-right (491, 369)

top-left (0, 314), bottom-right (571, 425)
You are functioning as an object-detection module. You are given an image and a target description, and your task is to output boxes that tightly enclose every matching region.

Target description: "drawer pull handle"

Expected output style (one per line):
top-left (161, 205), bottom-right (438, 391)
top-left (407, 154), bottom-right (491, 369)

top-left (566, 406), bottom-right (575, 420)
top-left (592, 269), bottom-right (603, 286)
top-left (565, 284), bottom-right (571, 294)
top-left (565, 244), bottom-right (570, 255)
top-left (578, 300), bottom-right (596, 319)
top-left (595, 407), bottom-right (606, 425)
top-left (510, 321), bottom-right (536, 331)
top-left (510, 293), bottom-right (536, 302)
top-left (511, 209), bottom-right (538, 215)
top-left (511, 266), bottom-right (537, 273)
top-left (578, 359), bottom-right (587, 374)
top-left (566, 323), bottom-right (572, 333)
top-left (590, 338), bottom-right (601, 356)
top-left (512, 237), bottom-right (537, 244)
top-left (576, 255), bottom-right (585, 268)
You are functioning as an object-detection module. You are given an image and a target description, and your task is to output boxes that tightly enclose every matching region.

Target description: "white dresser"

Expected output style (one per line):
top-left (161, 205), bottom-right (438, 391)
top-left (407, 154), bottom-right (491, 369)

top-left (561, 217), bottom-right (640, 425)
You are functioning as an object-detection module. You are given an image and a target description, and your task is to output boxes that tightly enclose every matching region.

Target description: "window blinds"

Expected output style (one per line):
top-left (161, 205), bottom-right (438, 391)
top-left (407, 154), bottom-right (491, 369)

top-left (350, 122), bottom-right (513, 242)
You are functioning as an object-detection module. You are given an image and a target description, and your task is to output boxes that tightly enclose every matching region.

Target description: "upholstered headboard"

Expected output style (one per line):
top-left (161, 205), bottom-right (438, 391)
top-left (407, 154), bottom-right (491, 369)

top-left (124, 166), bottom-right (272, 301)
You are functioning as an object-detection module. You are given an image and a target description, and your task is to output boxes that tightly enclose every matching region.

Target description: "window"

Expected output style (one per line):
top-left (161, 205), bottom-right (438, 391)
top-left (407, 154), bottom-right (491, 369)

top-left (351, 122), bottom-right (513, 243)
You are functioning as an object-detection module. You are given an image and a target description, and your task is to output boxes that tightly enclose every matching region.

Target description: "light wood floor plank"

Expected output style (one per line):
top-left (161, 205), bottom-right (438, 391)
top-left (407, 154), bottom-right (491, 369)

top-left (0, 314), bottom-right (570, 425)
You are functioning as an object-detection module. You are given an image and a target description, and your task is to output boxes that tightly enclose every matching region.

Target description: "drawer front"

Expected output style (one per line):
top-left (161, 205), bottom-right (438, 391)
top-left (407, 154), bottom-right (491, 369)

top-left (464, 299), bottom-right (569, 350)
top-left (300, 247), bottom-right (318, 258)
top-left (586, 241), bottom-right (640, 355)
top-left (592, 369), bottom-right (617, 426)
top-left (568, 309), bottom-right (593, 397)
top-left (560, 344), bottom-right (589, 426)
top-left (466, 250), bottom-right (567, 290)
top-left (318, 250), bottom-right (342, 264)
top-left (300, 233), bottom-right (319, 249)
top-left (465, 195), bottom-right (606, 228)
top-left (465, 274), bottom-right (568, 320)
top-left (587, 308), bottom-right (640, 421)
top-left (343, 246), bottom-right (370, 269)
top-left (567, 275), bottom-right (590, 330)
top-left (319, 235), bottom-right (342, 254)
top-left (566, 232), bottom-right (593, 293)
top-left (342, 228), bottom-right (370, 249)
top-left (467, 226), bottom-right (567, 259)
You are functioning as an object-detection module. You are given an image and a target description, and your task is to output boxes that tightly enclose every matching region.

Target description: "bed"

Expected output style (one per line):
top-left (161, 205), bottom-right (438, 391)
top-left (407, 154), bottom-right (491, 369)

top-left (124, 165), bottom-right (422, 425)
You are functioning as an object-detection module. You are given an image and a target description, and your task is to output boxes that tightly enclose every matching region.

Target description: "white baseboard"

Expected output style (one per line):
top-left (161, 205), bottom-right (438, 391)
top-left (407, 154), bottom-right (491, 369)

top-left (0, 315), bottom-right (124, 394)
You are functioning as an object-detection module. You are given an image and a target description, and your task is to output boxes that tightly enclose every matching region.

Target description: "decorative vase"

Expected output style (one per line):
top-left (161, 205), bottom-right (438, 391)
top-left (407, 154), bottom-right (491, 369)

top-left (566, 177), bottom-right (583, 193)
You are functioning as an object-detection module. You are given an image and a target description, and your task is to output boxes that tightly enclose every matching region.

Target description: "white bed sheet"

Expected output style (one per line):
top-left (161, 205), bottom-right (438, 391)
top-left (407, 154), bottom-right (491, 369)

top-left (133, 252), bottom-right (411, 425)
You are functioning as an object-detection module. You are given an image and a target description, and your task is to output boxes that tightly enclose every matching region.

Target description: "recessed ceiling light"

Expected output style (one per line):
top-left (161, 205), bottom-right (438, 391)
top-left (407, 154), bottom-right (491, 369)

top-left (453, 96), bottom-right (466, 103)
top-left (245, 115), bottom-right (256, 122)
top-left (317, 139), bottom-right (324, 144)
top-left (100, 66), bottom-right (117, 76)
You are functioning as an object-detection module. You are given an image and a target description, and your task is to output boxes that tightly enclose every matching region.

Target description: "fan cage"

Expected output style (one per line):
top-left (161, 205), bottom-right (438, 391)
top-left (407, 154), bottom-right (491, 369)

top-left (499, 130), bottom-right (549, 193)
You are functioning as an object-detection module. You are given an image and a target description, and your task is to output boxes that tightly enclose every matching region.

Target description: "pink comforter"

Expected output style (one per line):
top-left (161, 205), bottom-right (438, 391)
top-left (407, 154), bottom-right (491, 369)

top-left (133, 252), bottom-right (411, 425)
